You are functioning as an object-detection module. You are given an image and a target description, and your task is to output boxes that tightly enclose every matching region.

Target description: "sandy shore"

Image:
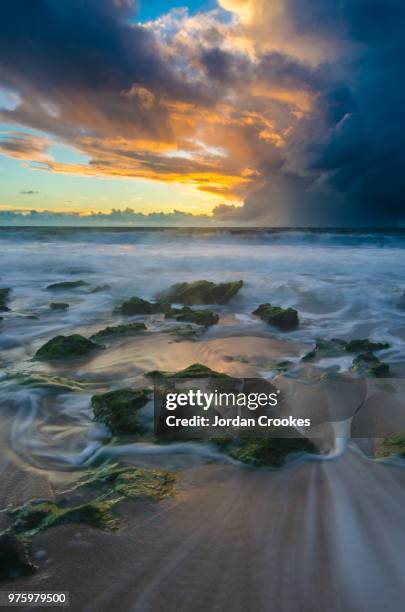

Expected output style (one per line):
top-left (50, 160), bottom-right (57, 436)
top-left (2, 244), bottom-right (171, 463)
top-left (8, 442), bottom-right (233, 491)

top-left (7, 450), bottom-right (405, 612)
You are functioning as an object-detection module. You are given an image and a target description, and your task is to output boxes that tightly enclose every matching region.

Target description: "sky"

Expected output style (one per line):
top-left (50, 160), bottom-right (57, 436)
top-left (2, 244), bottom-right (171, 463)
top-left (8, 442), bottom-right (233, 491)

top-left (0, 0), bottom-right (404, 226)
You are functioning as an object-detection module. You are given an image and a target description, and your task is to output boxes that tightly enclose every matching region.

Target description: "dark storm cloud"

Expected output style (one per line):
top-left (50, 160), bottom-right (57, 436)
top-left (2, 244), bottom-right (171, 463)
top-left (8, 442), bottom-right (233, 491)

top-left (256, 52), bottom-right (325, 92)
top-left (0, 0), bottom-right (210, 140)
top-left (222, 0), bottom-right (405, 226)
top-left (297, 0), bottom-right (405, 225)
top-left (0, 0), bottom-right (404, 225)
top-left (200, 48), bottom-right (250, 83)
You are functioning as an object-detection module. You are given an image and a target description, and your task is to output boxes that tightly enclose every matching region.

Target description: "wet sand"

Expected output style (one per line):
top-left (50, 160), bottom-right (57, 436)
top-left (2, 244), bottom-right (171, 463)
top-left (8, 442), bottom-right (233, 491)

top-left (9, 450), bottom-right (405, 612)
top-left (1, 228), bottom-right (405, 611)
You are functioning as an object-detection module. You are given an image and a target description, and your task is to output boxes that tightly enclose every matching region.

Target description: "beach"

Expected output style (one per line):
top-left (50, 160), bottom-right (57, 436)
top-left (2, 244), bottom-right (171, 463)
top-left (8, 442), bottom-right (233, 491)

top-left (1, 227), bottom-right (405, 610)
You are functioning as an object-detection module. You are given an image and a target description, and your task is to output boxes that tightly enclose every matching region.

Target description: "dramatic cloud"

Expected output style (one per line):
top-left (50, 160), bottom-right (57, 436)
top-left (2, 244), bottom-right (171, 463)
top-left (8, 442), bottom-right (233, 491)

top-left (0, 0), bottom-right (404, 225)
top-left (0, 131), bottom-right (50, 161)
top-left (219, 0), bottom-right (405, 225)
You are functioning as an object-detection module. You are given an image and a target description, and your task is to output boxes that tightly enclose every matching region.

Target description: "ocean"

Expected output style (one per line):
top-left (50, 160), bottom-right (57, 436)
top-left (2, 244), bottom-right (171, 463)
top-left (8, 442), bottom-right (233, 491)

top-left (1, 227), bottom-right (405, 609)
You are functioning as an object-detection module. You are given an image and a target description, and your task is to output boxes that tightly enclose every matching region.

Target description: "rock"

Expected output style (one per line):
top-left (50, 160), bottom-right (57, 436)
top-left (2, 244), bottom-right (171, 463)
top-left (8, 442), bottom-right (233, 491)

top-left (345, 339), bottom-right (390, 352)
top-left (89, 284), bottom-right (111, 293)
top-left (0, 534), bottom-right (36, 581)
top-left (90, 322), bottom-right (146, 341)
top-left (302, 338), bottom-right (347, 360)
top-left (34, 334), bottom-right (101, 360)
top-left (225, 434), bottom-right (317, 467)
top-left (253, 303), bottom-right (299, 331)
top-left (7, 371), bottom-right (84, 392)
top-left (165, 306), bottom-right (219, 326)
top-left (5, 464), bottom-right (176, 542)
top-left (9, 499), bottom-right (119, 534)
top-left (156, 280), bottom-right (243, 305)
top-left (91, 388), bottom-right (149, 435)
top-left (49, 302), bottom-right (69, 311)
top-left (147, 363), bottom-right (230, 380)
top-left (351, 352), bottom-right (391, 377)
top-left (303, 337), bottom-right (390, 360)
top-left (267, 360), bottom-right (293, 372)
top-left (166, 324), bottom-right (200, 341)
top-left (0, 288), bottom-right (11, 312)
top-left (46, 280), bottom-right (88, 291)
top-left (75, 463), bottom-right (177, 501)
top-left (118, 296), bottom-right (154, 315)
top-left (375, 434), bottom-right (405, 458)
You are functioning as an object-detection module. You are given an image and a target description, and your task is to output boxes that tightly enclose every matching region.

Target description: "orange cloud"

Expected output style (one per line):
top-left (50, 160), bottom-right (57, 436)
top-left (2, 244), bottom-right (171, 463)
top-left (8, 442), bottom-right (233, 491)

top-left (0, 2), bottom-right (324, 213)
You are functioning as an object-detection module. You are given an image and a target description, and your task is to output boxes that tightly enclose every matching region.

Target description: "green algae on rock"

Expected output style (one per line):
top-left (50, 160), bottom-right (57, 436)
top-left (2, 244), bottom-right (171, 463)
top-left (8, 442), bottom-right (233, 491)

top-left (46, 280), bottom-right (89, 291)
top-left (49, 302), bottom-right (69, 311)
top-left (91, 388), bottom-right (150, 435)
top-left (0, 534), bottom-right (36, 582)
top-left (8, 499), bottom-right (119, 536)
top-left (165, 306), bottom-right (219, 327)
top-left (34, 334), bottom-right (101, 360)
top-left (118, 296), bottom-right (155, 315)
top-left (225, 434), bottom-right (317, 467)
top-left (5, 372), bottom-right (85, 392)
top-left (375, 434), bottom-right (405, 459)
top-left (90, 284), bottom-right (111, 293)
top-left (253, 303), bottom-right (299, 331)
top-left (68, 463), bottom-right (176, 501)
top-left (147, 363), bottom-right (231, 380)
top-left (166, 324), bottom-right (200, 341)
top-left (345, 339), bottom-right (390, 352)
top-left (351, 352), bottom-right (391, 377)
top-left (156, 280), bottom-right (243, 305)
top-left (2, 464), bottom-right (176, 545)
top-left (91, 322), bottom-right (146, 341)
top-left (302, 338), bottom-right (347, 360)
top-left (303, 337), bottom-right (390, 361)
top-left (0, 288), bottom-right (11, 312)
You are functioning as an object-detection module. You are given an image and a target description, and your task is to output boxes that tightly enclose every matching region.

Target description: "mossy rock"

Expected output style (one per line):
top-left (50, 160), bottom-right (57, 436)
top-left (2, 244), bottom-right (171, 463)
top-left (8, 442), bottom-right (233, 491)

top-left (90, 284), bottom-right (111, 293)
top-left (227, 434), bottom-right (317, 467)
top-left (118, 296), bottom-right (154, 315)
top-left (91, 388), bottom-right (150, 435)
top-left (35, 334), bottom-right (101, 360)
top-left (165, 306), bottom-right (219, 327)
top-left (103, 466), bottom-right (176, 500)
top-left (0, 534), bottom-right (36, 582)
top-left (157, 280), bottom-right (243, 305)
top-left (91, 322), bottom-right (146, 341)
top-left (351, 352), bottom-right (391, 378)
top-left (345, 339), bottom-right (390, 353)
top-left (302, 338), bottom-right (347, 360)
top-left (253, 303), bottom-right (299, 331)
top-left (166, 324), bottom-right (200, 341)
top-left (7, 372), bottom-right (84, 392)
top-left (49, 302), bottom-right (69, 311)
top-left (3, 464), bottom-right (176, 542)
top-left (375, 434), bottom-right (405, 459)
top-left (0, 288), bottom-right (11, 312)
top-left (8, 499), bottom-right (119, 536)
top-left (147, 363), bottom-right (231, 380)
top-left (275, 360), bottom-right (293, 371)
top-left (303, 337), bottom-right (390, 361)
top-left (46, 280), bottom-right (88, 291)
top-left (70, 463), bottom-right (176, 501)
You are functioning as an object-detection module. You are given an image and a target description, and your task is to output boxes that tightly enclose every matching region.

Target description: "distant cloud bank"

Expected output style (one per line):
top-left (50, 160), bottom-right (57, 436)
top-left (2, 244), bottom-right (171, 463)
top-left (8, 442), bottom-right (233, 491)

top-left (0, 208), bottom-right (216, 226)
